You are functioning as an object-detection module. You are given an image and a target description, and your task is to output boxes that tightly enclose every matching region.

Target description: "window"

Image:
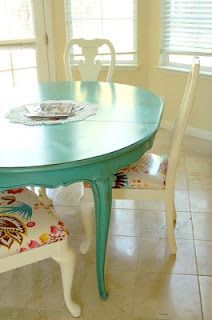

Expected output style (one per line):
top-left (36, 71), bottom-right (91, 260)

top-left (160, 0), bottom-right (212, 74)
top-left (0, 0), bottom-right (38, 87)
top-left (0, 0), bottom-right (52, 88)
top-left (64, 0), bottom-right (137, 65)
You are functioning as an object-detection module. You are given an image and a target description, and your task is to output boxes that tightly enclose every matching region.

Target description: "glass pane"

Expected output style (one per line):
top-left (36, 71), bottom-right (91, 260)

top-left (0, 0), bottom-right (34, 40)
top-left (14, 68), bottom-right (38, 86)
top-left (103, 0), bottom-right (134, 19)
top-left (70, 0), bottom-right (101, 19)
top-left (0, 71), bottom-right (13, 88)
top-left (0, 50), bottom-right (11, 70)
top-left (103, 19), bottom-right (134, 52)
top-left (72, 20), bottom-right (102, 39)
top-left (98, 44), bottom-right (114, 55)
top-left (11, 48), bottom-right (36, 68)
top-left (72, 19), bottom-right (134, 53)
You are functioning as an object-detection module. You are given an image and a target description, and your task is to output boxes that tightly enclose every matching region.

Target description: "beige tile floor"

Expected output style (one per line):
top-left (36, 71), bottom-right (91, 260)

top-left (0, 129), bottom-right (211, 320)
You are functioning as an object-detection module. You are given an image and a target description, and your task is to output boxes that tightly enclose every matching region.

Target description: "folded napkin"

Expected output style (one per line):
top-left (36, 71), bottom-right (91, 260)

top-left (6, 100), bottom-right (97, 126)
top-left (24, 100), bottom-right (85, 119)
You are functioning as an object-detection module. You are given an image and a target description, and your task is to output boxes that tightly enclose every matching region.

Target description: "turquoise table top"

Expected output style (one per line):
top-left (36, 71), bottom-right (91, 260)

top-left (0, 81), bottom-right (164, 299)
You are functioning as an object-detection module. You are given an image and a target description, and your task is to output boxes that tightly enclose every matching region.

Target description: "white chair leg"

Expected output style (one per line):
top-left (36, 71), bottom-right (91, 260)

top-left (38, 187), bottom-right (53, 206)
top-left (165, 196), bottom-right (177, 254)
top-left (79, 195), bottom-right (94, 255)
top-left (52, 247), bottom-right (81, 318)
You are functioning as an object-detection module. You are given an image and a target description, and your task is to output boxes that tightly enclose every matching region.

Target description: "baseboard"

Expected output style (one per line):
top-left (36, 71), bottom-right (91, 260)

top-left (161, 120), bottom-right (212, 141)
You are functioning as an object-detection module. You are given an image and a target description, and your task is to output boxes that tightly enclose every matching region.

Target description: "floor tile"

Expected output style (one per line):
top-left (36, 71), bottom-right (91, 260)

top-left (175, 190), bottom-right (190, 211)
top-left (106, 236), bottom-right (139, 271)
top-left (189, 191), bottom-right (212, 212)
top-left (133, 273), bottom-right (202, 320)
top-left (109, 208), bottom-right (141, 237)
top-left (137, 238), bottom-right (197, 275)
top-left (112, 199), bottom-right (143, 210)
top-left (187, 173), bottom-right (212, 191)
top-left (143, 200), bottom-right (165, 211)
top-left (192, 212), bottom-right (212, 240)
top-left (185, 156), bottom-right (212, 174)
top-left (86, 301), bottom-right (133, 320)
top-left (105, 270), bottom-right (136, 315)
top-left (71, 235), bottom-right (96, 270)
top-left (0, 260), bottom-right (65, 309)
top-left (73, 267), bottom-right (137, 318)
top-left (176, 154), bottom-right (186, 173)
top-left (199, 276), bottom-right (212, 320)
top-left (195, 240), bottom-right (212, 276)
top-left (183, 135), bottom-right (212, 157)
top-left (142, 191), bottom-right (190, 212)
top-left (140, 211), bottom-right (193, 239)
top-left (72, 266), bottom-right (99, 312)
top-left (175, 173), bottom-right (188, 190)
top-left (0, 307), bottom-right (77, 320)
top-left (174, 212), bottom-right (193, 239)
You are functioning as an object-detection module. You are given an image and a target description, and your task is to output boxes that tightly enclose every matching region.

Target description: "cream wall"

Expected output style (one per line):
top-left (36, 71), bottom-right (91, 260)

top-left (51, 0), bottom-right (212, 133)
top-left (147, 0), bottom-right (212, 133)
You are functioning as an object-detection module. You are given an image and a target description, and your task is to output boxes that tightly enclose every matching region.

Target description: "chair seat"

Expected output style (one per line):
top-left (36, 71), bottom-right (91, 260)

top-left (0, 188), bottom-right (68, 258)
top-left (84, 153), bottom-right (168, 190)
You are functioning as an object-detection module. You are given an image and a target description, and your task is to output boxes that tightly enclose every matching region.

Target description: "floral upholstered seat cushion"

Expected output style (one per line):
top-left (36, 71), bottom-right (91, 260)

top-left (84, 153), bottom-right (168, 190)
top-left (0, 188), bottom-right (68, 258)
top-left (112, 153), bottom-right (168, 189)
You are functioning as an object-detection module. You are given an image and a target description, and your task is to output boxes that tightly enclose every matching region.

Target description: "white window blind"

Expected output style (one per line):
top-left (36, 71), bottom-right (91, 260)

top-left (161, 0), bottom-right (212, 56)
top-left (64, 0), bottom-right (137, 64)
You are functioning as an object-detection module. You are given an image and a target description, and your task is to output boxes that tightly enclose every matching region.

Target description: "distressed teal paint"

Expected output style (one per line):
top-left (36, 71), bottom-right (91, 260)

top-left (0, 81), bottom-right (164, 299)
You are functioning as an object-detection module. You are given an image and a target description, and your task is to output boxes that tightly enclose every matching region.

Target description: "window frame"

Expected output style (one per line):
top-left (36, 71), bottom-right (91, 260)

top-left (64, 0), bottom-right (138, 67)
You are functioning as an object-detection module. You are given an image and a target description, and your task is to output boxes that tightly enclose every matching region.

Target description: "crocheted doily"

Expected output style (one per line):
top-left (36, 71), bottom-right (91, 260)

top-left (6, 100), bottom-right (97, 126)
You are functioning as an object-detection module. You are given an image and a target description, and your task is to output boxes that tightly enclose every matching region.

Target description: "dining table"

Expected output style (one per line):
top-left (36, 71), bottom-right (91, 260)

top-left (0, 81), bottom-right (164, 299)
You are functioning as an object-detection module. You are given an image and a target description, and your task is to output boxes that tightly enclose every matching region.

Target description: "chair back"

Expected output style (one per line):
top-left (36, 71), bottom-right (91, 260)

top-left (166, 57), bottom-right (200, 188)
top-left (63, 38), bottom-right (116, 81)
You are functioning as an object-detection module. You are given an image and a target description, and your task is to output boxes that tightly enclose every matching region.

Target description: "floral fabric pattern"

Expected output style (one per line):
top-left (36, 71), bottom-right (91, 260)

top-left (84, 153), bottom-right (168, 190)
top-left (114, 153), bottom-right (168, 189)
top-left (0, 215), bottom-right (26, 248)
top-left (0, 189), bottom-right (68, 258)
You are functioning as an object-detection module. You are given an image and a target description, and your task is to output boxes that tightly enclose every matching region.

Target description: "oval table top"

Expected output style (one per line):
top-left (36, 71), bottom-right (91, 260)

top-left (0, 81), bottom-right (163, 171)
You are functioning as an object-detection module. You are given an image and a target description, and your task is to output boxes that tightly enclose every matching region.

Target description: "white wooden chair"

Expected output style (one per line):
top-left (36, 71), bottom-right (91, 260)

top-left (0, 188), bottom-right (81, 317)
top-left (79, 57), bottom-right (200, 255)
top-left (38, 38), bottom-right (116, 205)
top-left (63, 38), bottom-right (116, 81)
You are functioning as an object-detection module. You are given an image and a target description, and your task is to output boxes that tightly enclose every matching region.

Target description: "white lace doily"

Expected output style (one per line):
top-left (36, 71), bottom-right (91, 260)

top-left (6, 100), bottom-right (97, 126)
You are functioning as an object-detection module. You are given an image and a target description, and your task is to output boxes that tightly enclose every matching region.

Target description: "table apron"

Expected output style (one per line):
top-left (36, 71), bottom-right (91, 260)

top-left (0, 135), bottom-right (155, 190)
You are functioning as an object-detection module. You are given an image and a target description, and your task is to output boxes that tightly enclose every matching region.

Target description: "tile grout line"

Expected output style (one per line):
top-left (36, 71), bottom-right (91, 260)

top-left (185, 143), bottom-right (205, 320)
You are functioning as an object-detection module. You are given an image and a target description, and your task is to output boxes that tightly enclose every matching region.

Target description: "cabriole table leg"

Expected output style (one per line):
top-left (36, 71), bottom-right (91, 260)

top-left (90, 176), bottom-right (112, 299)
